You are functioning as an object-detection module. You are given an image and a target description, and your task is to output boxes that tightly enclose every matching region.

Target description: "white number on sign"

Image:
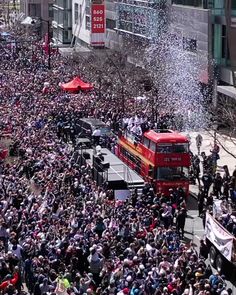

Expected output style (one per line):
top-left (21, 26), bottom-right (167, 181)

top-left (93, 17), bottom-right (103, 21)
top-left (93, 10), bottom-right (103, 14)
top-left (93, 24), bottom-right (104, 28)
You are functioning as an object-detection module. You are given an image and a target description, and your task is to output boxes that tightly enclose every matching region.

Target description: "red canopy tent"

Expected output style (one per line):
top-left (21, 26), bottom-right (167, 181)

top-left (60, 77), bottom-right (93, 92)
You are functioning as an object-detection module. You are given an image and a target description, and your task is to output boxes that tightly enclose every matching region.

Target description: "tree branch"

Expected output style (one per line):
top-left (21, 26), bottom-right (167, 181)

top-left (206, 130), bottom-right (236, 159)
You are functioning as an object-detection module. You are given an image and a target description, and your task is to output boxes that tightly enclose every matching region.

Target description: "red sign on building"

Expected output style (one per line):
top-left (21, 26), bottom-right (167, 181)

top-left (91, 1), bottom-right (105, 46)
top-left (91, 4), bottom-right (105, 33)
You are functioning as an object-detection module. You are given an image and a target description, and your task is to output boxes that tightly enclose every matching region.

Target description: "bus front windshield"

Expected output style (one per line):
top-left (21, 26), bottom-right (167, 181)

top-left (156, 167), bottom-right (189, 180)
top-left (156, 143), bottom-right (189, 153)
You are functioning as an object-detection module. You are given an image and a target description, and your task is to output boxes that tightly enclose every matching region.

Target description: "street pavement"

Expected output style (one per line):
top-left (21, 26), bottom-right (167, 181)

top-left (185, 194), bottom-right (203, 249)
top-left (182, 130), bottom-right (236, 198)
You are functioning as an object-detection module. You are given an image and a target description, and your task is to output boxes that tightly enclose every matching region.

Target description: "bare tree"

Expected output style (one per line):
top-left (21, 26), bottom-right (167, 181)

top-left (208, 95), bottom-right (236, 159)
top-left (72, 47), bottom-right (149, 112)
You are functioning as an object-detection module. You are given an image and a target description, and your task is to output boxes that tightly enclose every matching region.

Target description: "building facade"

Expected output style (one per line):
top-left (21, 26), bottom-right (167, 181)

top-left (20, 0), bottom-right (53, 19)
top-left (52, 0), bottom-right (72, 44)
top-left (71, 0), bottom-right (92, 46)
top-left (170, 2), bottom-right (212, 87)
top-left (20, 0), bottom-right (54, 35)
top-left (171, 0), bottom-right (236, 104)
top-left (71, 0), bottom-right (118, 48)
top-left (210, 0), bottom-right (236, 102)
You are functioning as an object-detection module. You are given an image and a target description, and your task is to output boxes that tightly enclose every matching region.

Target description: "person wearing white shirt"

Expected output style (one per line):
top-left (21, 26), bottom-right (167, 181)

top-left (128, 116), bottom-right (135, 127)
top-left (11, 242), bottom-right (23, 260)
top-left (131, 124), bottom-right (142, 140)
top-left (92, 128), bottom-right (101, 145)
top-left (122, 117), bottom-right (129, 129)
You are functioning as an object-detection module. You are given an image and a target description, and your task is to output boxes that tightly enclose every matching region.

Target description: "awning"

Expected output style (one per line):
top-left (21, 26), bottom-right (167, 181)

top-left (21, 16), bottom-right (35, 25)
top-left (217, 85), bottom-right (236, 100)
top-left (61, 77), bottom-right (93, 92)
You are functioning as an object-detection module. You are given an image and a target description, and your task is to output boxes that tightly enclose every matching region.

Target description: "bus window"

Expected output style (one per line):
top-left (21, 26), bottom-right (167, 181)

top-left (135, 157), bottom-right (142, 174)
top-left (150, 141), bottom-right (156, 152)
top-left (172, 143), bottom-right (189, 153)
top-left (156, 144), bottom-right (172, 153)
top-left (156, 143), bottom-right (189, 153)
top-left (156, 167), bottom-right (189, 180)
top-left (143, 137), bottom-right (150, 148)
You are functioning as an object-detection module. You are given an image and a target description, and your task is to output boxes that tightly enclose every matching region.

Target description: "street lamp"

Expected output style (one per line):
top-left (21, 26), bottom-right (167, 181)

top-left (31, 18), bottom-right (51, 69)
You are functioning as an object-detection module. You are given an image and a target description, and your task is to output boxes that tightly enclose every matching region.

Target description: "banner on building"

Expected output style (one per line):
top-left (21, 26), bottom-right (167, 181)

top-left (205, 212), bottom-right (233, 261)
top-left (91, 0), bottom-right (105, 47)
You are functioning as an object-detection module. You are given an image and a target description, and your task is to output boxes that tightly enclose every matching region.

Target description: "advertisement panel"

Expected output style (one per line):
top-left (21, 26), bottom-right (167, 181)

top-left (205, 213), bottom-right (233, 261)
top-left (91, 0), bottom-right (105, 47)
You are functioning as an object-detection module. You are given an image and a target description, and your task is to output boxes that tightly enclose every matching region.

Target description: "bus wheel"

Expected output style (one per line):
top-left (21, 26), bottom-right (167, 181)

top-left (210, 246), bottom-right (216, 267)
top-left (215, 254), bottom-right (223, 273)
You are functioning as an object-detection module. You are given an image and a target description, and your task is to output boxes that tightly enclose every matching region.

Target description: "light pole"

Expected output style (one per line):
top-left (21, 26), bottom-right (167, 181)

top-left (41, 19), bottom-right (51, 70)
top-left (31, 18), bottom-right (51, 69)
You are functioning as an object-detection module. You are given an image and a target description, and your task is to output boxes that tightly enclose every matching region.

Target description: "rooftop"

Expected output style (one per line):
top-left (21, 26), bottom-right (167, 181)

top-left (145, 130), bottom-right (189, 144)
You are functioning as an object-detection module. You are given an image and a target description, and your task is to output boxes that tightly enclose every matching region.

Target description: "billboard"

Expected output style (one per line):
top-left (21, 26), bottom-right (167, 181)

top-left (91, 0), bottom-right (105, 47)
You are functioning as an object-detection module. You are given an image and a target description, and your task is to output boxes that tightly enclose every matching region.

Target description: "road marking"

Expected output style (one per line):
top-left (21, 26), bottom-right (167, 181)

top-left (194, 229), bottom-right (204, 232)
top-left (195, 235), bottom-right (201, 240)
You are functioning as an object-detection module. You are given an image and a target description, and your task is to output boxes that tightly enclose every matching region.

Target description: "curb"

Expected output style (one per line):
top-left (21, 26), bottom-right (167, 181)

top-left (190, 191), bottom-right (198, 200)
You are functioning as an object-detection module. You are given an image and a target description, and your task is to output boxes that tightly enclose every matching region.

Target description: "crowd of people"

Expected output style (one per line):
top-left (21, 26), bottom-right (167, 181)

top-left (0, 27), bottom-right (234, 295)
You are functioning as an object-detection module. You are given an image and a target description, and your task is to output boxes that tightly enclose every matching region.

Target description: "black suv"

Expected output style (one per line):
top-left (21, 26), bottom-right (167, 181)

top-left (77, 118), bottom-right (111, 139)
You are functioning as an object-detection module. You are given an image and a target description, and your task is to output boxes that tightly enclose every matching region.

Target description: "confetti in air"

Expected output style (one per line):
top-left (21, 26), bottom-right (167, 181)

top-left (144, 1), bottom-right (210, 131)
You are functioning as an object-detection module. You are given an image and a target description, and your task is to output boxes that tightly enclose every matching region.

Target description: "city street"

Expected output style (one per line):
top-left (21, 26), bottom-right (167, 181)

top-left (185, 194), bottom-right (203, 248)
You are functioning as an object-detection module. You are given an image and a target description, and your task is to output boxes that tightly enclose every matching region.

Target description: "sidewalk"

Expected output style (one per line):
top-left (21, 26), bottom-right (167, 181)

top-left (183, 130), bottom-right (236, 198)
top-left (183, 130), bottom-right (236, 174)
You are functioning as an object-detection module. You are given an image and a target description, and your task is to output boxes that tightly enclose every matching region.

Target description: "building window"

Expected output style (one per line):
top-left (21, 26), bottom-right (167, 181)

top-left (64, 30), bottom-right (68, 40)
top-left (171, 0), bottom-right (203, 7)
top-left (80, 5), bottom-right (82, 24)
top-left (183, 37), bottom-right (197, 51)
top-left (106, 19), bottom-right (115, 29)
top-left (85, 0), bottom-right (90, 15)
top-left (29, 3), bottom-right (41, 17)
top-left (74, 3), bottom-right (79, 23)
top-left (64, 11), bottom-right (68, 27)
top-left (221, 25), bottom-right (227, 59)
top-left (49, 4), bottom-right (53, 18)
top-left (85, 16), bottom-right (91, 30)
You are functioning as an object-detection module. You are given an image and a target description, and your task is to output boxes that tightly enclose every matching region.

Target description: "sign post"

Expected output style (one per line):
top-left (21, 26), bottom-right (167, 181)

top-left (91, 0), bottom-right (105, 47)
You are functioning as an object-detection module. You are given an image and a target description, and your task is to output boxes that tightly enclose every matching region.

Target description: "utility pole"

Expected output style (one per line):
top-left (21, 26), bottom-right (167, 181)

top-left (47, 20), bottom-right (51, 70)
top-left (40, 19), bottom-right (51, 69)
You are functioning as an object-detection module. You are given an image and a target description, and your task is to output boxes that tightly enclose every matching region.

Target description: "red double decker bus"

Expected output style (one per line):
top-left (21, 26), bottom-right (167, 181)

top-left (117, 129), bottom-right (190, 195)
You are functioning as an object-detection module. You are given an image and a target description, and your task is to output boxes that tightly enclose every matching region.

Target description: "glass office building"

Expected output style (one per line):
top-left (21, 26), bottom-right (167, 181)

top-left (53, 0), bottom-right (72, 44)
top-left (115, 0), bottom-right (169, 39)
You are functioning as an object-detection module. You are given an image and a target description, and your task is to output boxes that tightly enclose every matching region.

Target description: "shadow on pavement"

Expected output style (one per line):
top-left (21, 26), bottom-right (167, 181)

top-left (187, 194), bottom-right (198, 210)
